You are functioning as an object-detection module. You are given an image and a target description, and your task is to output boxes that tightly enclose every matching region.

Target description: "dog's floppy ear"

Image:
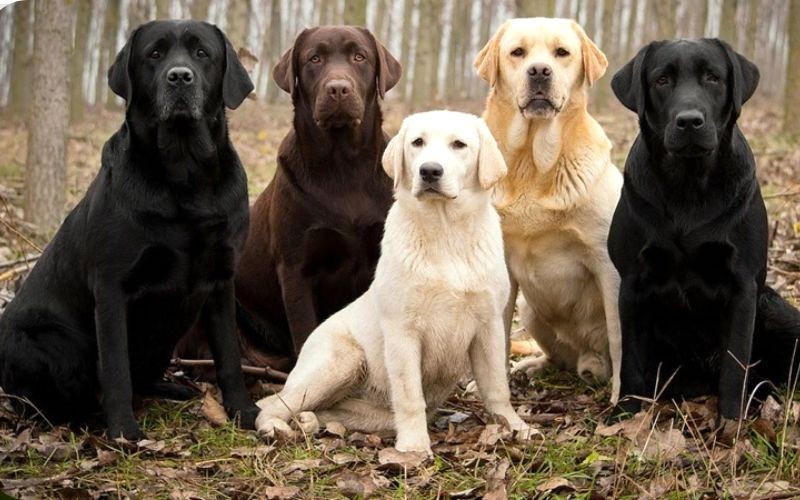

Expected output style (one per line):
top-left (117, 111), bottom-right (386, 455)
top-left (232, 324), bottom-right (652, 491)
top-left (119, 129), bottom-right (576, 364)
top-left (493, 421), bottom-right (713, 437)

top-left (357, 27), bottom-right (402, 99)
top-left (571, 21), bottom-right (607, 87)
top-left (273, 28), bottom-right (313, 96)
top-left (474, 21), bottom-right (508, 88)
top-left (476, 118), bottom-right (507, 190)
top-left (612, 42), bottom-right (653, 116)
top-left (213, 26), bottom-right (254, 109)
top-left (108, 26), bottom-right (142, 105)
top-left (713, 39), bottom-right (759, 117)
top-left (382, 123), bottom-right (406, 190)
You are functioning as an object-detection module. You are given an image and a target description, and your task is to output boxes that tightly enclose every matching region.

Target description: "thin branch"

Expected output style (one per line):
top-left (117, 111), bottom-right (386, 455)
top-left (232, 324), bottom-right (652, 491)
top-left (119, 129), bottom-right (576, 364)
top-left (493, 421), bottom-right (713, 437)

top-left (171, 358), bottom-right (289, 382)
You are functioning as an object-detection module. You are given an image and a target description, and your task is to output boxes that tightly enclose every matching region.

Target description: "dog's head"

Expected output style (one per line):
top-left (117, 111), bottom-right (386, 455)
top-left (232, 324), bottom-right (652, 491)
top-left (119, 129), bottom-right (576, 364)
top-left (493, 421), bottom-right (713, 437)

top-left (381, 111), bottom-right (507, 203)
top-left (108, 21), bottom-right (253, 122)
top-left (475, 18), bottom-right (607, 120)
top-left (612, 39), bottom-right (759, 158)
top-left (273, 26), bottom-right (401, 129)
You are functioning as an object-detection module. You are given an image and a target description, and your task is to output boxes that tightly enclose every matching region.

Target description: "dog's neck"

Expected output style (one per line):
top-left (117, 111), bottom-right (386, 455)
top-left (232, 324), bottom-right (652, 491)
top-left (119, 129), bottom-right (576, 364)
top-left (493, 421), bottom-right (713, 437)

top-left (291, 92), bottom-right (384, 169)
top-left (484, 87), bottom-right (612, 211)
top-left (123, 106), bottom-right (230, 187)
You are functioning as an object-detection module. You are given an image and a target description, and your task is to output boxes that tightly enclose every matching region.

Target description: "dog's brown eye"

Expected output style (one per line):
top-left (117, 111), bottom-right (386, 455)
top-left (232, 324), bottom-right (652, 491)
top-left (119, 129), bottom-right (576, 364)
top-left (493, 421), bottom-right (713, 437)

top-left (353, 53), bottom-right (365, 62)
top-left (411, 138), bottom-right (424, 147)
top-left (149, 49), bottom-right (161, 59)
top-left (510, 48), bottom-right (525, 57)
top-left (310, 55), bottom-right (321, 63)
top-left (451, 140), bottom-right (467, 149)
top-left (705, 73), bottom-right (720, 84)
top-left (656, 75), bottom-right (670, 86)
top-left (555, 47), bottom-right (570, 57)
top-left (196, 48), bottom-right (208, 58)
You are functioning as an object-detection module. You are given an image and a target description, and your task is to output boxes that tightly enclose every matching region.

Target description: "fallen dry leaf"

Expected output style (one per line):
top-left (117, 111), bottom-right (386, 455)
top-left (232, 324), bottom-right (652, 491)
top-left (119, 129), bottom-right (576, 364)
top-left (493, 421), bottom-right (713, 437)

top-left (536, 476), bottom-right (573, 493)
top-left (376, 447), bottom-right (428, 472)
top-left (635, 427), bottom-right (686, 461)
top-left (262, 485), bottom-right (300, 499)
top-left (336, 470), bottom-right (379, 498)
top-left (478, 424), bottom-right (512, 446)
top-left (201, 391), bottom-right (228, 427)
top-left (483, 458), bottom-right (509, 500)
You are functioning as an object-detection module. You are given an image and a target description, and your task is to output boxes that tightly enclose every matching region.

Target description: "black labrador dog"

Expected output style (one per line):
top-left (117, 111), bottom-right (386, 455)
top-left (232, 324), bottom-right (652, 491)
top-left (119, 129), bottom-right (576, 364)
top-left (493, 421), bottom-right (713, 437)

top-left (608, 39), bottom-right (800, 422)
top-left (0, 21), bottom-right (259, 440)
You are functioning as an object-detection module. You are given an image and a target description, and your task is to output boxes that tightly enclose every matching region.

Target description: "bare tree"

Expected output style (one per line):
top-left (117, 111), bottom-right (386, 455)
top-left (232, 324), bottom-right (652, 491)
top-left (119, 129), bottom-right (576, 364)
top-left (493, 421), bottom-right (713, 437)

top-left (344, 0), bottom-right (367, 25)
top-left (10, 0), bottom-right (33, 116)
top-left (781, 0), bottom-right (798, 135)
top-left (25, 0), bottom-right (73, 234)
top-left (70, 0), bottom-right (92, 123)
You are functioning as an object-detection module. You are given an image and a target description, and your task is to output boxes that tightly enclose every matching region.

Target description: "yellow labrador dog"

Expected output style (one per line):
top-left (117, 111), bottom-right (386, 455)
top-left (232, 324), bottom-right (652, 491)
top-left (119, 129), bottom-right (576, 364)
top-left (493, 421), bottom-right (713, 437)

top-left (255, 111), bottom-right (534, 455)
top-left (475, 18), bottom-right (622, 402)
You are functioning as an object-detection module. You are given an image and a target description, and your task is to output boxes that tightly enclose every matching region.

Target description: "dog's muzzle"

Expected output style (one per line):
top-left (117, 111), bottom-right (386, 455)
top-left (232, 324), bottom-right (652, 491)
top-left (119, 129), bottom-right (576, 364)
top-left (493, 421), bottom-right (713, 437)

top-left (314, 77), bottom-right (365, 129)
top-left (158, 66), bottom-right (203, 121)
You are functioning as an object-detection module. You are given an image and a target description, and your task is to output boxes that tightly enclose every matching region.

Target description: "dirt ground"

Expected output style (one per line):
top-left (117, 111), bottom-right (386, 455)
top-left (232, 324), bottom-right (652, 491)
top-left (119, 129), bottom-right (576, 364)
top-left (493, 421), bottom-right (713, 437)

top-left (0, 99), bottom-right (798, 498)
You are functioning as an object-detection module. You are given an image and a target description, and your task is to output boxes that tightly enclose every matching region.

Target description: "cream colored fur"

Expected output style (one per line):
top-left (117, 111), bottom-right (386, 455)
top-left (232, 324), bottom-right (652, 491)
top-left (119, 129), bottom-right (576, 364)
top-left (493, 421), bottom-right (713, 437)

top-left (475, 18), bottom-right (622, 403)
top-left (255, 111), bottom-right (535, 455)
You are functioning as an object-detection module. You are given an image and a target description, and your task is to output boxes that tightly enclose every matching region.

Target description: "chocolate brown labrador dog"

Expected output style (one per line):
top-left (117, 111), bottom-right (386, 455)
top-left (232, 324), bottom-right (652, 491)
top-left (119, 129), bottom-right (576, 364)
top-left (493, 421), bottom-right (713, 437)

top-left (234, 27), bottom-right (401, 369)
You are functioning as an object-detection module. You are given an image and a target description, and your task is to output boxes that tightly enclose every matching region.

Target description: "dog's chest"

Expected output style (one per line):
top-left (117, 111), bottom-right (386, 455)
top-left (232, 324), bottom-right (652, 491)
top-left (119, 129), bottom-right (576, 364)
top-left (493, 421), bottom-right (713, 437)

top-left (637, 238), bottom-right (737, 308)
top-left (122, 215), bottom-right (241, 295)
top-left (506, 231), bottom-right (600, 321)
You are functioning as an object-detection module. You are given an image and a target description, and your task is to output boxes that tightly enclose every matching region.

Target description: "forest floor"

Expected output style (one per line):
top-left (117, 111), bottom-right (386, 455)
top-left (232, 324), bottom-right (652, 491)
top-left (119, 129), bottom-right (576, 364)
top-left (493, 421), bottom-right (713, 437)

top-left (0, 100), bottom-right (798, 499)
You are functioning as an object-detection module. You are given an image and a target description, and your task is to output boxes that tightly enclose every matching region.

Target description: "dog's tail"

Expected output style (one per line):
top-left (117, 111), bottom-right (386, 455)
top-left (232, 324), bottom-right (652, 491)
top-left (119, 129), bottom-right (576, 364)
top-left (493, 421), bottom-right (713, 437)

top-left (235, 299), bottom-right (294, 359)
top-left (753, 285), bottom-right (800, 388)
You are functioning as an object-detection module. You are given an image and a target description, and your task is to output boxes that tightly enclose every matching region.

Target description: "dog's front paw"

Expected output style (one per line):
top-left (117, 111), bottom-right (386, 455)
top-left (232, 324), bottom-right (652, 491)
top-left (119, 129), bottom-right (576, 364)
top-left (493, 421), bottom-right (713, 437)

top-left (228, 403), bottom-right (260, 430)
top-left (256, 413), bottom-right (295, 440)
top-left (294, 411), bottom-right (320, 435)
top-left (395, 434), bottom-right (433, 457)
top-left (107, 419), bottom-right (145, 442)
top-left (511, 354), bottom-right (551, 377)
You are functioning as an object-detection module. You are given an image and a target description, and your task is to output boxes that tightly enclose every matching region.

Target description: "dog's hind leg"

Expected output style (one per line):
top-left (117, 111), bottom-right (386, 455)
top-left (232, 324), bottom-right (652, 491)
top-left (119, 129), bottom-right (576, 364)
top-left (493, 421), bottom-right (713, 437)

top-left (753, 286), bottom-right (800, 386)
top-left (255, 318), bottom-right (364, 437)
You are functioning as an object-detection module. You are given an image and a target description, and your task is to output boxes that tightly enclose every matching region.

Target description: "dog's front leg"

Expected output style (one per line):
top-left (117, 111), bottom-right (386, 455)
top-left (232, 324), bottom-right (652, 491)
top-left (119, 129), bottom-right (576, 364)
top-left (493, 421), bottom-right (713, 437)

top-left (612, 278), bottom-right (647, 419)
top-left (470, 318), bottom-right (536, 438)
top-left (596, 260), bottom-right (622, 404)
top-left (203, 280), bottom-right (259, 429)
top-left (277, 263), bottom-right (318, 355)
top-left (94, 282), bottom-right (142, 440)
top-left (383, 322), bottom-right (431, 455)
top-left (718, 280), bottom-right (757, 420)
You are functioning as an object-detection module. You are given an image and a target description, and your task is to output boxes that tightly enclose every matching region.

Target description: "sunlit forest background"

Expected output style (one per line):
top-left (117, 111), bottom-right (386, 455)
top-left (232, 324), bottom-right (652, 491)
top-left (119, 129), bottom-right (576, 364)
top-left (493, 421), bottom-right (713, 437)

top-left (0, 0), bottom-right (798, 112)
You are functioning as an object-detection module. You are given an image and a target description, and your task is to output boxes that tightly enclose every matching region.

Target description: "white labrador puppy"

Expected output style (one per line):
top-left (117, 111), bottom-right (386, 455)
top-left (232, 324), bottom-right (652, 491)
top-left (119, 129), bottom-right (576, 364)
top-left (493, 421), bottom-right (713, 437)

top-left (255, 110), bottom-right (534, 455)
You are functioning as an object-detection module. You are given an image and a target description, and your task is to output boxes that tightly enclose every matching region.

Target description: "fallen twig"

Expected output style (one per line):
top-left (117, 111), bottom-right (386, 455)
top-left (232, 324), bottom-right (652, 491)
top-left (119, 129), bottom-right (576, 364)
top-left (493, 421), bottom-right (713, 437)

top-left (0, 253), bottom-right (40, 269)
top-left (0, 263), bottom-right (33, 283)
top-left (171, 357), bottom-right (289, 382)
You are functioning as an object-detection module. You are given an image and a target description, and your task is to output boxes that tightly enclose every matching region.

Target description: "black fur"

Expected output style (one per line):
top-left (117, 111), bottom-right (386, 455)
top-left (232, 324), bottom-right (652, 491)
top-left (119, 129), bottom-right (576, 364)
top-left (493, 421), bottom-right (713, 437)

top-left (0, 21), bottom-right (258, 439)
top-left (608, 39), bottom-right (800, 420)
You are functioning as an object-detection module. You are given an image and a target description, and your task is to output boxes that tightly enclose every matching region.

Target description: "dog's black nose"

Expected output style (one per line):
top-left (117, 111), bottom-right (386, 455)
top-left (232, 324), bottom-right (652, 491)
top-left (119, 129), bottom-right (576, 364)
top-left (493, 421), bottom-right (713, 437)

top-left (419, 162), bottom-right (443, 183)
top-left (167, 67), bottom-right (194, 86)
top-left (527, 63), bottom-right (552, 79)
top-left (675, 110), bottom-right (705, 130)
top-left (326, 79), bottom-right (352, 100)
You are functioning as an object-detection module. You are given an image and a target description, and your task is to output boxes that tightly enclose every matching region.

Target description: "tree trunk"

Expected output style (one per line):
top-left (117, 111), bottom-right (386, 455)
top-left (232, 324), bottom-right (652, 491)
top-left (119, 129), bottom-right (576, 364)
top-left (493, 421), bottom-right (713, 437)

top-left (226, 0), bottom-right (249, 48)
top-left (103, 0), bottom-right (121, 108)
top-left (514, 0), bottom-right (555, 17)
top-left (266, 0), bottom-right (283, 103)
top-left (69, 0), bottom-right (91, 123)
top-left (411, 0), bottom-right (442, 108)
top-left (344, 0), bottom-right (367, 26)
top-left (190, 0), bottom-right (211, 20)
top-left (654, 0), bottom-right (677, 39)
top-left (399, 0), bottom-right (415, 102)
top-left (719, 0), bottom-right (737, 44)
top-left (784, 0), bottom-right (800, 135)
top-left (26, 0), bottom-right (73, 235)
top-left (10, 0), bottom-right (33, 116)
